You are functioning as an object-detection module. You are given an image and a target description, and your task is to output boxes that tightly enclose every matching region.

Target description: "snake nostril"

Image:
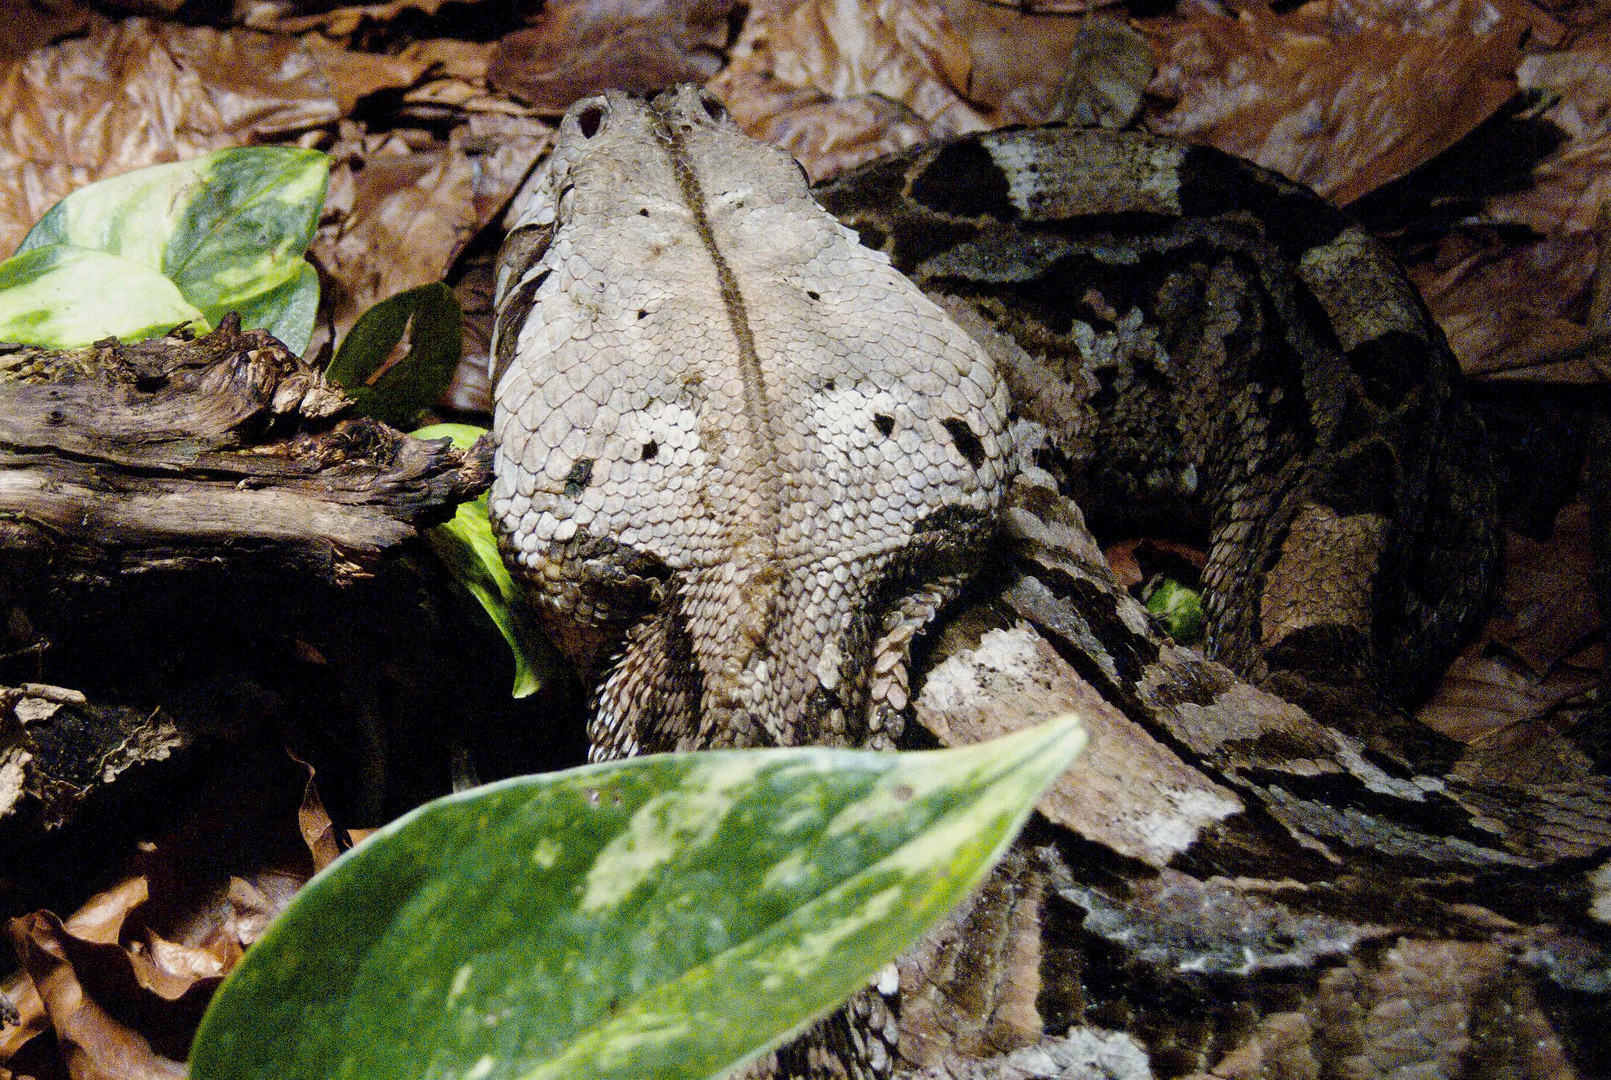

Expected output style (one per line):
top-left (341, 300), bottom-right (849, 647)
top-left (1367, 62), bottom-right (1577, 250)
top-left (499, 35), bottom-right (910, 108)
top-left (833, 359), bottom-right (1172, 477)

top-left (576, 103), bottom-right (605, 138)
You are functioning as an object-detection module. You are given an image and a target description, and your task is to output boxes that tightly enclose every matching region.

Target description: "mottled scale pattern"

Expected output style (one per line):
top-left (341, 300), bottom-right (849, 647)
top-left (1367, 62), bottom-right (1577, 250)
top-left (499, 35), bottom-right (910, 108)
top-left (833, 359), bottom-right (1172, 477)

top-left (817, 127), bottom-right (1499, 733)
top-left (489, 87), bottom-right (1012, 759)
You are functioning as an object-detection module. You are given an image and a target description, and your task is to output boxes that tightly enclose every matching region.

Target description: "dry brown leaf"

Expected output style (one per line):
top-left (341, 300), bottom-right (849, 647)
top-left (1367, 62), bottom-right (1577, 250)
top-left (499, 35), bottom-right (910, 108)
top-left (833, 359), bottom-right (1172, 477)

top-left (1104, 537), bottom-right (1208, 589)
top-left (1487, 29), bottom-right (1611, 236)
top-left (1410, 229), bottom-right (1603, 379)
top-left (1144, 0), bottom-right (1525, 204)
top-left (299, 33), bottom-right (432, 115)
top-left (487, 0), bottom-right (733, 112)
top-left (1, 752), bottom-right (318, 1075)
top-left (0, 17), bottom-right (341, 253)
top-left (294, 756), bottom-right (344, 872)
top-left (1418, 652), bottom-right (1598, 743)
top-left (1, 970), bottom-right (46, 1059)
top-left (238, 0), bottom-right (459, 37)
top-left (0, 0), bottom-right (90, 63)
top-left (1321, 0), bottom-right (1562, 42)
top-left (7, 909), bottom-right (188, 1080)
top-left (1486, 503), bottom-right (1603, 674)
top-left (716, 68), bottom-right (937, 183)
top-left (309, 111), bottom-right (550, 350)
top-left (934, 1), bottom-right (1150, 127)
top-left (400, 38), bottom-right (496, 83)
top-left (713, 0), bottom-right (993, 179)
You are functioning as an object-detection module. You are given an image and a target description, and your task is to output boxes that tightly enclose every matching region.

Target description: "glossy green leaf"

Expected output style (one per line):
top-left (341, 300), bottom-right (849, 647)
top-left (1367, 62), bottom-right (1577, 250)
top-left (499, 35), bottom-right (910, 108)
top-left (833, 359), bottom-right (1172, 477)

top-left (0, 245), bottom-right (208, 345)
top-left (232, 260), bottom-right (321, 355)
top-left (414, 423), bottom-right (548, 698)
top-left (189, 718), bottom-right (1087, 1080)
top-left (6, 146), bottom-right (327, 349)
top-left (328, 283), bottom-right (464, 429)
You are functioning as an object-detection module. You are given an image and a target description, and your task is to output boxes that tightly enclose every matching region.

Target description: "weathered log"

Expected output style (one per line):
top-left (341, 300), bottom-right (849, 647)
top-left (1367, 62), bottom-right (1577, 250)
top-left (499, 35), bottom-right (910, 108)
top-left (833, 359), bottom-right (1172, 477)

top-left (0, 319), bottom-right (506, 852)
top-left (0, 316), bottom-right (489, 588)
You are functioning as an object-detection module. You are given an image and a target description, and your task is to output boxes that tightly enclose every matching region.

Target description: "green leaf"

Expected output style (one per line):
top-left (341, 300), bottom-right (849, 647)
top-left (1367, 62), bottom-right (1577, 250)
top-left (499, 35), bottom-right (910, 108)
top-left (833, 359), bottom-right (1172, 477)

top-left (1145, 577), bottom-right (1205, 644)
top-left (7, 146), bottom-right (327, 349)
top-left (158, 147), bottom-right (328, 331)
top-left (233, 261), bottom-right (321, 355)
top-left (189, 718), bottom-right (1087, 1080)
top-left (0, 245), bottom-right (208, 346)
top-left (414, 423), bottom-right (548, 698)
top-left (328, 283), bottom-right (464, 429)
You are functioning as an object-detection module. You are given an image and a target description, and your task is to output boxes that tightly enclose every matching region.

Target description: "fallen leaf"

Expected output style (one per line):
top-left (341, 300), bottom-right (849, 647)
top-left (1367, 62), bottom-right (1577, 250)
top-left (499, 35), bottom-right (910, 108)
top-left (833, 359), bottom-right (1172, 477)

top-left (0, 0), bottom-right (89, 63)
top-left (1, 751), bottom-right (318, 1076)
top-left (1486, 504), bottom-right (1604, 674)
top-left (1143, 0), bottom-right (1525, 204)
top-left (488, 0), bottom-right (733, 112)
top-left (1487, 29), bottom-right (1611, 237)
top-left (0, 18), bottom-right (341, 253)
top-left (237, 0), bottom-right (459, 38)
top-left (1419, 653), bottom-right (1598, 744)
top-left (935, 3), bottom-right (1150, 128)
top-left (713, 0), bottom-right (990, 179)
top-left (309, 111), bottom-right (550, 351)
top-left (298, 34), bottom-right (431, 116)
top-left (1410, 229), bottom-right (1602, 379)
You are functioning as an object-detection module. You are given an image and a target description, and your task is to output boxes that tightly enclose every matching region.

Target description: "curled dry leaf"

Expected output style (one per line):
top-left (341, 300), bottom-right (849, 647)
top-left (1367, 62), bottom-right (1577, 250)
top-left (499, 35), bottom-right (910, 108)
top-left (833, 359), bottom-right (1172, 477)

top-left (1, 752), bottom-right (327, 1079)
top-left (713, 0), bottom-right (991, 180)
top-left (1144, 0), bottom-right (1526, 204)
top-left (8, 901), bottom-right (191, 1080)
top-left (309, 112), bottom-right (550, 350)
top-left (488, 0), bottom-right (733, 112)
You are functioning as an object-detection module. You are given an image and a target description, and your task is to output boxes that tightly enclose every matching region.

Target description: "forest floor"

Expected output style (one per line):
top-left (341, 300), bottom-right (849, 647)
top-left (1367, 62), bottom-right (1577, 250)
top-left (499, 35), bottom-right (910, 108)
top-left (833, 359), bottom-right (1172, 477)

top-left (1, 1), bottom-right (1607, 1077)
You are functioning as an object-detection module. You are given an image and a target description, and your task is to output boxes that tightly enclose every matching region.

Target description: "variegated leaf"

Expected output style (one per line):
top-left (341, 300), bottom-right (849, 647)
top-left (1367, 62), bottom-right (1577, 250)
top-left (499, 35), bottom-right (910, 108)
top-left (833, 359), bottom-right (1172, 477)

top-left (188, 718), bottom-right (1087, 1080)
top-left (6, 147), bottom-right (327, 351)
top-left (0, 245), bottom-right (208, 345)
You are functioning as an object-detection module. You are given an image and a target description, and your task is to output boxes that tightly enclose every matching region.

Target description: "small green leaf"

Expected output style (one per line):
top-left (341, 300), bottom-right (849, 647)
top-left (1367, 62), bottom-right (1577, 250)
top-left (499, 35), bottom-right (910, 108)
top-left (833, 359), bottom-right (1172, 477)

top-left (8, 147), bottom-right (327, 350)
top-left (328, 284), bottom-right (464, 429)
top-left (0, 245), bottom-right (208, 346)
top-left (189, 718), bottom-right (1087, 1080)
top-left (1145, 577), bottom-right (1204, 644)
top-left (414, 423), bottom-right (548, 698)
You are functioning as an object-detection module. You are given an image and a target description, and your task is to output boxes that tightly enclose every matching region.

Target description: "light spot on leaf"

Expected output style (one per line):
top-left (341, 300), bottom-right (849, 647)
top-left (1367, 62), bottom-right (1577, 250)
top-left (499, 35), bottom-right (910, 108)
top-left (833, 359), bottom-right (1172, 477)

top-left (448, 964), bottom-right (473, 1003)
top-left (531, 837), bottom-right (562, 868)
